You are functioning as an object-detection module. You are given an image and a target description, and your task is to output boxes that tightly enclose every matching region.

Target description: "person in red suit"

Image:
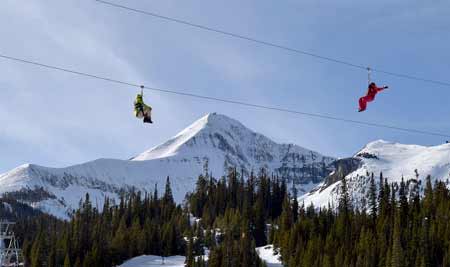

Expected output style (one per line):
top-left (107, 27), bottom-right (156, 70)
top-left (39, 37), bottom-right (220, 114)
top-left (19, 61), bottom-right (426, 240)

top-left (358, 82), bottom-right (389, 112)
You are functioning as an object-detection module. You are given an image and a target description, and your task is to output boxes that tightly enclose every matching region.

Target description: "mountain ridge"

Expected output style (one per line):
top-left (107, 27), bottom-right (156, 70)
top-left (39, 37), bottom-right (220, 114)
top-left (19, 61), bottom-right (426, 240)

top-left (301, 140), bottom-right (450, 209)
top-left (0, 113), bottom-right (334, 218)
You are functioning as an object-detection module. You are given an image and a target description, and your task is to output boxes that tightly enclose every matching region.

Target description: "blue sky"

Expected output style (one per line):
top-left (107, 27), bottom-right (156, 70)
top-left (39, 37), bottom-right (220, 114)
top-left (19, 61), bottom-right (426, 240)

top-left (1, 0), bottom-right (449, 173)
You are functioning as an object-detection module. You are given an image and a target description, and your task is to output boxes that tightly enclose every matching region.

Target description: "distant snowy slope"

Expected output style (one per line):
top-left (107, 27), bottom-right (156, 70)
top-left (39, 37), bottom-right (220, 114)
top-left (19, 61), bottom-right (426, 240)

top-left (301, 140), bottom-right (450, 209)
top-left (0, 113), bottom-right (334, 218)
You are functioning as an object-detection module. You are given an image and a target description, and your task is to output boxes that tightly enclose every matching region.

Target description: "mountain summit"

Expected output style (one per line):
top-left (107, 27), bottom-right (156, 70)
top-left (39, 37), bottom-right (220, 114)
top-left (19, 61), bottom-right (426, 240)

top-left (0, 113), bottom-right (334, 218)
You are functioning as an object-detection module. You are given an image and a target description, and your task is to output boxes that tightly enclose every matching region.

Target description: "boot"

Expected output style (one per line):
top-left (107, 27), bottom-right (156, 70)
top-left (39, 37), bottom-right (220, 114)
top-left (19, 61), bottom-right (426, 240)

top-left (143, 117), bottom-right (153, 123)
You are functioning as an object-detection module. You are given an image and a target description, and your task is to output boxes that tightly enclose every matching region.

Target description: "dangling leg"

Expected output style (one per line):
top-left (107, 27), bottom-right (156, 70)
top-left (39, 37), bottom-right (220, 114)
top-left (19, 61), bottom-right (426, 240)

top-left (148, 109), bottom-right (153, 123)
top-left (143, 106), bottom-right (153, 123)
top-left (359, 97), bottom-right (367, 112)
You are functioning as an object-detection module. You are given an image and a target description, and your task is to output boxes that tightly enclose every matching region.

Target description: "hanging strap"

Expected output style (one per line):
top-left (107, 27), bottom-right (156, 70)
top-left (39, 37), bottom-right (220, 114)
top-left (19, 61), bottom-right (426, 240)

top-left (366, 67), bottom-right (371, 85)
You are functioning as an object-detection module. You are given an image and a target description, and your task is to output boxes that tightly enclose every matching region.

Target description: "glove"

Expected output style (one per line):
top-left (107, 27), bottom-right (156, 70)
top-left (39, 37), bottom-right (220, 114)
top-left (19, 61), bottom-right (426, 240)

top-left (384, 86), bottom-right (389, 89)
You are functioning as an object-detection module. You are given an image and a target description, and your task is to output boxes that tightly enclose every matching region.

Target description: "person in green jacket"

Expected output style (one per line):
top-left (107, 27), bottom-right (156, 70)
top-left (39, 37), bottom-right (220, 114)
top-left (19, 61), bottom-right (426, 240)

top-left (134, 93), bottom-right (153, 123)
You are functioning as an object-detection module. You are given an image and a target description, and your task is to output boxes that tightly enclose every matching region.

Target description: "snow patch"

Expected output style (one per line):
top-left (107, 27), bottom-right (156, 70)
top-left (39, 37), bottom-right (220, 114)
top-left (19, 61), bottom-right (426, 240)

top-left (256, 245), bottom-right (283, 267)
top-left (120, 245), bottom-right (282, 267)
top-left (120, 255), bottom-right (185, 267)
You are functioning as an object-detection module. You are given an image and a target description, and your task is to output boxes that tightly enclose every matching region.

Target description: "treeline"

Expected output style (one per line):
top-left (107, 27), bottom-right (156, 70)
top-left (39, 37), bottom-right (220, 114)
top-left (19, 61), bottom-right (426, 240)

top-left (18, 177), bottom-right (189, 267)
top-left (15, 169), bottom-right (287, 267)
top-left (273, 174), bottom-right (450, 267)
top-left (11, 169), bottom-right (450, 267)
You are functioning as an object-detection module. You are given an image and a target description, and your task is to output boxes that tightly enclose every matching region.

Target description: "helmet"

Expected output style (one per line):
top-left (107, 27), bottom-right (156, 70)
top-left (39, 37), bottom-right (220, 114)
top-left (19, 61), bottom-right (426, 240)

top-left (369, 82), bottom-right (376, 88)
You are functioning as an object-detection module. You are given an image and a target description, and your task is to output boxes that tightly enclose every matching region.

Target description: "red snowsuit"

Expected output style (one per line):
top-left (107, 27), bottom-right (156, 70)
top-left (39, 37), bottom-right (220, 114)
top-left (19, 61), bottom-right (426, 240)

top-left (358, 85), bottom-right (386, 112)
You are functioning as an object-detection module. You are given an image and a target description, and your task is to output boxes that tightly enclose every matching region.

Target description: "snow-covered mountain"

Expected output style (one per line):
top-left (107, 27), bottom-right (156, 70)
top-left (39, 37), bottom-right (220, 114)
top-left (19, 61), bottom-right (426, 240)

top-left (0, 113), bottom-right (334, 218)
top-left (301, 140), bottom-right (450, 209)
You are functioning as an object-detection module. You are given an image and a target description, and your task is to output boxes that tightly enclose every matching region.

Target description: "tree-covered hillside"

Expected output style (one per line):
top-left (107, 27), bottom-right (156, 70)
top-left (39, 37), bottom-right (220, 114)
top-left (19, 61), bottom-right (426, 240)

top-left (7, 169), bottom-right (450, 267)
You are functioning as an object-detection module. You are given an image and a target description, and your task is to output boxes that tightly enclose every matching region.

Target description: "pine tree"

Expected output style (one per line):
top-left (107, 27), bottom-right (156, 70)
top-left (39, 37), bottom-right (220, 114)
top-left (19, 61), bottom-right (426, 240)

top-left (191, 175), bottom-right (208, 217)
top-left (111, 216), bottom-right (129, 263)
top-left (185, 230), bottom-right (195, 267)
top-left (338, 177), bottom-right (351, 215)
top-left (291, 185), bottom-right (299, 223)
top-left (164, 177), bottom-right (173, 203)
top-left (64, 253), bottom-right (71, 267)
top-left (280, 195), bottom-right (293, 233)
top-left (240, 221), bottom-right (252, 267)
top-left (253, 194), bottom-right (267, 247)
top-left (129, 217), bottom-right (143, 257)
top-left (369, 173), bottom-right (377, 220)
top-left (337, 176), bottom-right (352, 251)
top-left (423, 175), bottom-right (434, 218)
top-left (443, 244), bottom-right (450, 267)
top-left (30, 232), bottom-right (44, 267)
top-left (391, 211), bottom-right (404, 267)
top-left (153, 183), bottom-right (158, 201)
top-left (399, 177), bottom-right (408, 227)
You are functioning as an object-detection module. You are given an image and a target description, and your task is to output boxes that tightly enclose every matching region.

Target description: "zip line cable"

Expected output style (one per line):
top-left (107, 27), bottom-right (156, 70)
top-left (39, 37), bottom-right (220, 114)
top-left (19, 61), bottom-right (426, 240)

top-left (93, 0), bottom-right (450, 88)
top-left (94, 0), bottom-right (364, 70)
top-left (1, 53), bottom-right (449, 138)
